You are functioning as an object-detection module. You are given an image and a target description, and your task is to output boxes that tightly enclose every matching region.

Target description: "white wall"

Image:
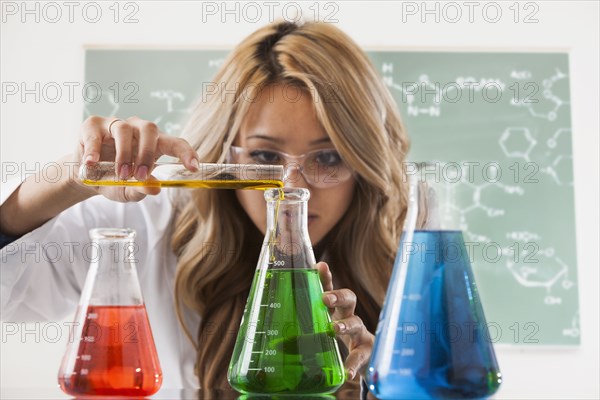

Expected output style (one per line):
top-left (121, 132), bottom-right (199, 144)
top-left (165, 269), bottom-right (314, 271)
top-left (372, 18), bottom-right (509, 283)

top-left (1, 1), bottom-right (599, 399)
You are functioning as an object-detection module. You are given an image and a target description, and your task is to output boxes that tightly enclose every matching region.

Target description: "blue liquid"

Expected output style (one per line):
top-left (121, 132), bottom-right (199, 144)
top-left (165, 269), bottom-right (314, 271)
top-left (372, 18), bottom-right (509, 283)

top-left (368, 231), bottom-right (501, 399)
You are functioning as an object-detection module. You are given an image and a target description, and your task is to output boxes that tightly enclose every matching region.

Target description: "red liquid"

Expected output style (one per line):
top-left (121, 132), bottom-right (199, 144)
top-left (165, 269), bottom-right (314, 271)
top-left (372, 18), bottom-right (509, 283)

top-left (58, 305), bottom-right (162, 397)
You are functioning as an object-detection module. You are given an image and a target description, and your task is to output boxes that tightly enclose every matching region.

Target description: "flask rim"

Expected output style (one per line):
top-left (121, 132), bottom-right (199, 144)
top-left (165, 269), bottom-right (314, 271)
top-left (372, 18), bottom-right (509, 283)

top-left (89, 228), bottom-right (136, 241)
top-left (264, 188), bottom-right (310, 202)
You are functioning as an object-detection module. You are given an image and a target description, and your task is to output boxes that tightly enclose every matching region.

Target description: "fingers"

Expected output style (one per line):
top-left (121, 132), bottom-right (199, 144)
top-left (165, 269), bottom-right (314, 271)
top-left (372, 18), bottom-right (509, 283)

top-left (332, 315), bottom-right (374, 381)
top-left (126, 117), bottom-right (159, 180)
top-left (131, 176), bottom-right (161, 197)
top-left (332, 315), bottom-right (365, 337)
top-left (317, 265), bottom-right (374, 381)
top-left (80, 116), bottom-right (200, 179)
top-left (333, 314), bottom-right (371, 353)
top-left (115, 187), bottom-right (160, 202)
top-left (157, 136), bottom-right (200, 172)
top-left (125, 117), bottom-right (199, 176)
top-left (344, 342), bottom-right (373, 380)
top-left (316, 262), bottom-right (333, 292)
top-left (110, 120), bottom-right (134, 179)
top-left (322, 288), bottom-right (357, 320)
top-left (80, 116), bottom-right (106, 164)
top-left (122, 187), bottom-right (148, 202)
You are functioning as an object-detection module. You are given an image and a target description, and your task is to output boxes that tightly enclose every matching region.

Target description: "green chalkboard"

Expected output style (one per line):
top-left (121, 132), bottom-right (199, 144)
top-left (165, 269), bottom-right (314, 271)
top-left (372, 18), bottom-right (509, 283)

top-left (85, 49), bottom-right (578, 345)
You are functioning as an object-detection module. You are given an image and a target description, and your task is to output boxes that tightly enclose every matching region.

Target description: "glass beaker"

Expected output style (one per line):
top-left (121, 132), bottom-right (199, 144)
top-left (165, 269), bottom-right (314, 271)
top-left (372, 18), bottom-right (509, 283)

top-left (79, 161), bottom-right (284, 190)
top-left (367, 162), bottom-right (502, 399)
top-left (58, 228), bottom-right (162, 397)
top-left (228, 188), bottom-right (346, 395)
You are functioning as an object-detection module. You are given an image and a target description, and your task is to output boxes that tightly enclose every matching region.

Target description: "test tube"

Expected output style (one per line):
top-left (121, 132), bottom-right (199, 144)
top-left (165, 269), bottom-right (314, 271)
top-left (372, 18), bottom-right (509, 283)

top-left (79, 162), bottom-right (284, 190)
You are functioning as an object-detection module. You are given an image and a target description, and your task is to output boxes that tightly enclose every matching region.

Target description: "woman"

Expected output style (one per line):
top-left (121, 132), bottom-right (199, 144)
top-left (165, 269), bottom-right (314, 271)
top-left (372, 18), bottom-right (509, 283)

top-left (0, 21), bottom-right (409, 392)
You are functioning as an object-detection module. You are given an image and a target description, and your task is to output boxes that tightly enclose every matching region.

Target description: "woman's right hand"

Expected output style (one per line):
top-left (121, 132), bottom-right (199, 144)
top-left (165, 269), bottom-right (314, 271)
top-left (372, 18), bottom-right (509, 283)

top-left (73, 115), bottom-right (200, 202)
top-left (1, 115), bottom-right (197, 236)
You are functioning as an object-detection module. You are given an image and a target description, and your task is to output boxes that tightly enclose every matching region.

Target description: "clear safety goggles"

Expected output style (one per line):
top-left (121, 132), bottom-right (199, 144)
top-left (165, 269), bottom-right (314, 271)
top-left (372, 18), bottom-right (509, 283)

top-left (228, 146), bottom-right (353, 188)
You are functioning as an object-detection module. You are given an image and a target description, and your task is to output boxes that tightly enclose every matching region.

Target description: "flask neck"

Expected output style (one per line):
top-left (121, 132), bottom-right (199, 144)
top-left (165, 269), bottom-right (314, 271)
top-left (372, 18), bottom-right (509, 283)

top-left (89, 229), bottom-right (137, 272)
top-left (407, 162), bottom-right (462, 231)
top-left (263, 188), bottom-right (315, 269)
top-left (85, 228), bottom-right (144, 306)
top-left (266, 199), bottom-right (309, 239)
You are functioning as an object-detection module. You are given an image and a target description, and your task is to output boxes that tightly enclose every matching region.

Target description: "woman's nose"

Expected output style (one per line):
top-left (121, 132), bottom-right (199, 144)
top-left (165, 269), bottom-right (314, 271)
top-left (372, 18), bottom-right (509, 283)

top-left (283, 163), bottom-right (310, 189)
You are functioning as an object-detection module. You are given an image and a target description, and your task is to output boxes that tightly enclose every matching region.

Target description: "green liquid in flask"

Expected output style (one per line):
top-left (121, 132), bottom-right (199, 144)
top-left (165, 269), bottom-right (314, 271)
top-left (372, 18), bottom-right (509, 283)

top-left (228, 269), bottom-right (345, 395)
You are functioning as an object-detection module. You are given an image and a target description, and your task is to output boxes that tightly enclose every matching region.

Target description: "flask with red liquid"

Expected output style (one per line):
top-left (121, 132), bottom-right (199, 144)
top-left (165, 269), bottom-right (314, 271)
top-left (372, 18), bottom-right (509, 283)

top-left (58, 228), bottom-right (162, 397)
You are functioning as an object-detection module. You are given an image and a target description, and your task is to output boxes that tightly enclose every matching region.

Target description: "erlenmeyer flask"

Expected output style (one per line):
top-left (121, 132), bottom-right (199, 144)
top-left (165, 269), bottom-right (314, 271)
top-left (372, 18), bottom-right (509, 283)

top-left (228, 188), bottom-right (345, 395)
top-left (367, 163), bottom-right (502, 399)
top-left (58, 228), bottom-right (162, 397)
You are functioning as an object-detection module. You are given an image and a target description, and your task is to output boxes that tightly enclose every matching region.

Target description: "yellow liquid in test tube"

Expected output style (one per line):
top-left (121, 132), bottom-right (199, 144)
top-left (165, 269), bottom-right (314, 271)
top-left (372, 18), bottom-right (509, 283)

top-left (79, 162), bottom-right (285, 191)
top-left (80, 179), bottom-right (283, 190)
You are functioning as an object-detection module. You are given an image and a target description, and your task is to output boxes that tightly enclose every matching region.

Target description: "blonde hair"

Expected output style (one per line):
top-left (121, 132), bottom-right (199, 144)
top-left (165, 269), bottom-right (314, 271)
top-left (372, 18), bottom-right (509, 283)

top-left (172, 20), bottom-right (409, 390)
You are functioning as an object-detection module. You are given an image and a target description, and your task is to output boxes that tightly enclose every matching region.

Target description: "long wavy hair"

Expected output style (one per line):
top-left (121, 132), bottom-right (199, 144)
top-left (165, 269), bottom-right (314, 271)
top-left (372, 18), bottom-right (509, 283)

top-left (171, 20), bottom-right (409, 390)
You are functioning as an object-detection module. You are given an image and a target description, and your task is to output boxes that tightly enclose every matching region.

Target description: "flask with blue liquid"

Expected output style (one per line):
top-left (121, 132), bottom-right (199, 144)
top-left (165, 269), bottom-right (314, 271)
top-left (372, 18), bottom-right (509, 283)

top-left (367, 162), bottom-right (502, 399)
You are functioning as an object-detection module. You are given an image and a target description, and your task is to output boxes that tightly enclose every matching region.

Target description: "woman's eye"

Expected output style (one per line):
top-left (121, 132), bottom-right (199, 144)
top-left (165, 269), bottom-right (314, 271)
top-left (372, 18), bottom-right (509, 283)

top-left (249, 150), bottom-right (282, 164)
top-left (314, 151), bottom-right (342, 167)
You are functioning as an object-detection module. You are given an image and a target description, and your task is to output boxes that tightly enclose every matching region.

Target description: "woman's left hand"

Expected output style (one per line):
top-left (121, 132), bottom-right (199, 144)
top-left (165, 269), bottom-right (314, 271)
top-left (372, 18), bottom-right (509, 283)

top-left (317, 261), bottom-right (375, 382)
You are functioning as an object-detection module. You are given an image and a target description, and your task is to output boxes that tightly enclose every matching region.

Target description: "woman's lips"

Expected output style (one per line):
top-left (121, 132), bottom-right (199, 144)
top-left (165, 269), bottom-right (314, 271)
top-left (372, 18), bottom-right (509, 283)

top-left (280, 210), bottom-right (317, 225)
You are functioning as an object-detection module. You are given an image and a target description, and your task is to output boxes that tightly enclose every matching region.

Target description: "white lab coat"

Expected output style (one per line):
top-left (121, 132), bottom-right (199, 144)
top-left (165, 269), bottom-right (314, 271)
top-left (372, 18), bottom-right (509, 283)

top-left (0, 180), bottom-right (201, 393)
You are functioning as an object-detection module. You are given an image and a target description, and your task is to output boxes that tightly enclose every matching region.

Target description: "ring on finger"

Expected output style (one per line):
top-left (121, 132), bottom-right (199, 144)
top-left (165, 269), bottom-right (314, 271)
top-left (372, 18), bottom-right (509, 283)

top-left (108, 118), bottom-right (123, 136)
